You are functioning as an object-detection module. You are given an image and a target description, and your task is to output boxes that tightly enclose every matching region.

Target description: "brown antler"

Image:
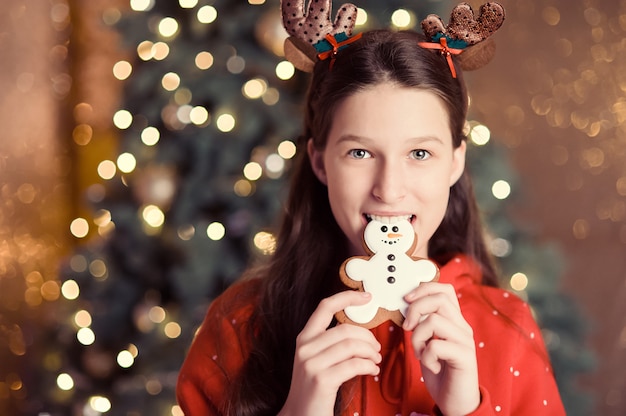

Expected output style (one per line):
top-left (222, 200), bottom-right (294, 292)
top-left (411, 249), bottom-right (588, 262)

top-left (448, 2), bottom-right (505, 45)
top-left (421, 2), bottom-right (505, 71)
top-left (282, 0), bottom-right (358, 44)
top-left (421, 2), bottom-right (505, 45)
top-left (281, 0), bottom-right (358, 72)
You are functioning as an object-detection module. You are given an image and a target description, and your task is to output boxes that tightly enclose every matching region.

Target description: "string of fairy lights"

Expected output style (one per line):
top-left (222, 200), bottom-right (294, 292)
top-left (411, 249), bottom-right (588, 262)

top-left (57, 1), bottom-right (517, 414)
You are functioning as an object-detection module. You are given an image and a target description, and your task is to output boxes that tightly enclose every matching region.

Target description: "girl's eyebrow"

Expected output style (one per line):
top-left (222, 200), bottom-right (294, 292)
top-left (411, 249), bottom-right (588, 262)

top-left (335, 134), bottom-right (446, 146)
top-left (406, 136), bottom-right (446, 146)
top-left (335, 134), bottom-right (375, 145)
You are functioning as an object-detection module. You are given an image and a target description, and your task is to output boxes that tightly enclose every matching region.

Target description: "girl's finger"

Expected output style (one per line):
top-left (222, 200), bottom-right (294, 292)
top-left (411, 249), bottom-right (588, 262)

top-left (419, 338), bottom-right (476, 375)
top-left (403, 291), bottom-right (469, 331)
top-left (299, 291), bottom-right (372, 341)
top-left (405, 282), bottom-right (460, 309)
top-left (411, 313), bottom-right (474, 358)
top-left (323, 358), bottom-right (381, 387)
top-left (303, 337), bottom-right (382, 372)
top-left (298, 322), bottom-right (380, 361)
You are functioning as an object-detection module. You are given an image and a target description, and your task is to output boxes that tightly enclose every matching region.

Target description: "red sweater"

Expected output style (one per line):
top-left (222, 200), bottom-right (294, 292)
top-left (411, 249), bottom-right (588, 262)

top-left (177, 255), bottom-right (566, 415)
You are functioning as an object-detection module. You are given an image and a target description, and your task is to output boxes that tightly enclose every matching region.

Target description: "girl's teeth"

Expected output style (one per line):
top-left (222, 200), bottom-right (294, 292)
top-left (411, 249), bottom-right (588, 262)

top-left (368, 214), bottom-right (412, 224)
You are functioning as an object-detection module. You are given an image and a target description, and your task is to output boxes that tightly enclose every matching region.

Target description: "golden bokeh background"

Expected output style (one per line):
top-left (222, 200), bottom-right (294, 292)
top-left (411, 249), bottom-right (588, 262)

top-left (0, 0), bottom-right (624, 414)
top-left (469, 1), bottom-right (625, 412)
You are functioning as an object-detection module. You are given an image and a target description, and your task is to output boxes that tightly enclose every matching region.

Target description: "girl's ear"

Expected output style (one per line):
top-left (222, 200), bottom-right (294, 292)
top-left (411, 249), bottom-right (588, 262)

top-left (449, 140), bottom-right (467, 186)
top-left (307, 138), bottom-right (328, 185)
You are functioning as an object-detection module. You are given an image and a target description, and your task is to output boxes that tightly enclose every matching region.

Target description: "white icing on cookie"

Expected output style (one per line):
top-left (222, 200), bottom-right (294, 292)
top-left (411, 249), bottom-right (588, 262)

top-left (343, 219), bottom-right (438, 325)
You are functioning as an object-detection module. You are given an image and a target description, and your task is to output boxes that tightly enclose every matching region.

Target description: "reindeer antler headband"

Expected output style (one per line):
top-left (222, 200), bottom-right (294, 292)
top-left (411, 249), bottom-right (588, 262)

top-left (281, 1), bottom-right (505, 76)
top-left (282, 0), bottom-right (360, 72)
top-left (420, 2), bottom-right (506, 77)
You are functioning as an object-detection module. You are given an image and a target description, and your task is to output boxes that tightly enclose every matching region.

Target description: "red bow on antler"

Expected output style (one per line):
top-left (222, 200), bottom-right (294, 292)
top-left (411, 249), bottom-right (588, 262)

top-left (317, 33), bottom-right (363, 70)
top-left (417, 37), bottom-right (464, 78)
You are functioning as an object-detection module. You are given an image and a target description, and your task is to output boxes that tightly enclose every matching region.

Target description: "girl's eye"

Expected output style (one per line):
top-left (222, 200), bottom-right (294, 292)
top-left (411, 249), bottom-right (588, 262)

top-left (410, 149), bottom-right (431, 160)
top-left (348, 149), bottom-right (371, 159)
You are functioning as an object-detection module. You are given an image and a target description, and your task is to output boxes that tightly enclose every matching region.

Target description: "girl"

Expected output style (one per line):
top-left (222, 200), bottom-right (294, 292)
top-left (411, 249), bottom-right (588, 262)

top-left (177, 6), bottom-right (566, 416)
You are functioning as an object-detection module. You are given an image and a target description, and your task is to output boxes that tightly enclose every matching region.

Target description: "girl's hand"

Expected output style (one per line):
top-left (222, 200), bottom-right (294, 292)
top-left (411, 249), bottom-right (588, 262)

top-left (403, 282), bottom-right (480, 416)
top-left (278, 291), bottom-right (382, 416)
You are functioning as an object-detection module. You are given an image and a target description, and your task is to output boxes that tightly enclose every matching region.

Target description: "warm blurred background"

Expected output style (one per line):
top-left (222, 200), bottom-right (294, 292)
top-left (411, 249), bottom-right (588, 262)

top-left (0, 0), bottom-right (623, 415)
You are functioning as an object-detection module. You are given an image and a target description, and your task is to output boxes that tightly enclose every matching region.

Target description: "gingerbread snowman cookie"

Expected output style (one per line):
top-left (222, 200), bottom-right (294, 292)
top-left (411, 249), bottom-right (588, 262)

top-left (335, 218), bottom-right (439, 328)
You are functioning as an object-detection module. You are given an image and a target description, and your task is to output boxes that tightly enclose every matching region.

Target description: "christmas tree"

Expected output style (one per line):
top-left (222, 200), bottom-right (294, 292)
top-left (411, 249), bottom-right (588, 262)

top-left (4, 1), bottom-right (593, 415)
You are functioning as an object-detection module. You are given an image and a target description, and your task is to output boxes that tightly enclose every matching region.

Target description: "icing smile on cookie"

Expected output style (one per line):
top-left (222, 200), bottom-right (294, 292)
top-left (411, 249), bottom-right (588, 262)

top-left (381, 231), bottom-right (401, 245)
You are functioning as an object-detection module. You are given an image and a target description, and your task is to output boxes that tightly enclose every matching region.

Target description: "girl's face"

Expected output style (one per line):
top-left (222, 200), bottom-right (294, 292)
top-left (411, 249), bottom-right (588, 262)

top-left (308, 83), bottom-right (466, 257)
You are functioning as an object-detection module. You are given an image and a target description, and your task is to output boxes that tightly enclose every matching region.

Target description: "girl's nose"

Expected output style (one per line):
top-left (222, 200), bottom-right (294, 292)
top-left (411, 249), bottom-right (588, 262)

top-left (372, 160), bottom-right (407, 203)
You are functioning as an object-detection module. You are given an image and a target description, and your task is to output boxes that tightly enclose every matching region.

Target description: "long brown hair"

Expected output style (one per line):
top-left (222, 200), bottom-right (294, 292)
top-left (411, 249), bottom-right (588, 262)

top-left (226, 29), bottom-right (499, 415)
